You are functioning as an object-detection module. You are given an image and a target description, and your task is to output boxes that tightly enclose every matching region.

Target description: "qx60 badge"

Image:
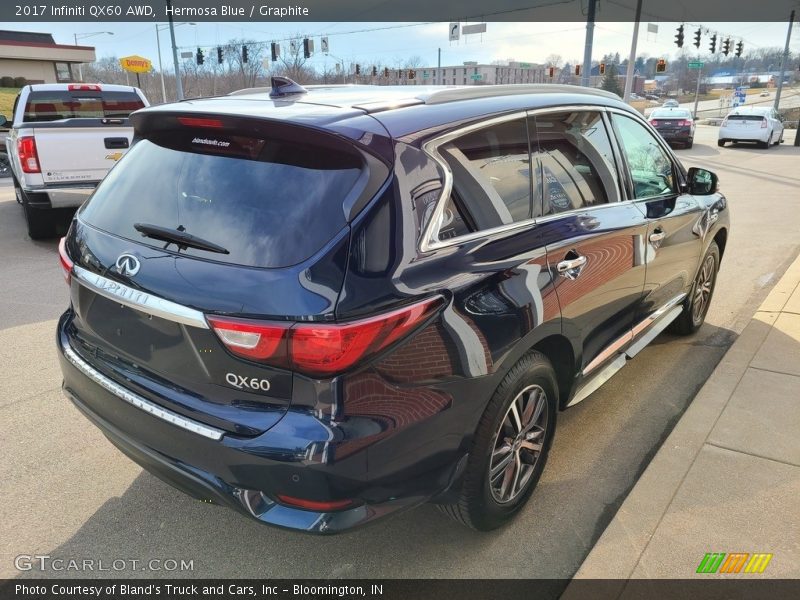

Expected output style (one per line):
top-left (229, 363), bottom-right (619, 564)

top-left (115, 254), bottom-right (140, 277)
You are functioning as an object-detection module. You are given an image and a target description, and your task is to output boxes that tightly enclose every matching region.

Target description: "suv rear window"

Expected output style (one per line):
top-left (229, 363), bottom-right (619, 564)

top-left (23, 90), bottom-right (145, 122)
top-left (79, 132), bottom-right (363, 269)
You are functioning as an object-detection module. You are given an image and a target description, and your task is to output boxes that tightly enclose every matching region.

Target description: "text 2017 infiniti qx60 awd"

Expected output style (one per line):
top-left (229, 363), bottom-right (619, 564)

top-left (57, 78), bottom-right (728, 533)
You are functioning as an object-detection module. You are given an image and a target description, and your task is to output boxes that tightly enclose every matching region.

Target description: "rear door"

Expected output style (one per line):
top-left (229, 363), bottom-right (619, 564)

top-left (530, 108), bottom-right (648, 376)
top-left (22, 88), bottom-right (145, 183)
top-left (609, 111), bottom-right (704, 333)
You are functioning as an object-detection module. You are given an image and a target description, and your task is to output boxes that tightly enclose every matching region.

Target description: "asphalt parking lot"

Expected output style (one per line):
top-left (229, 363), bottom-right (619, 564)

top-left (1, 125), bottom-right (799, 580)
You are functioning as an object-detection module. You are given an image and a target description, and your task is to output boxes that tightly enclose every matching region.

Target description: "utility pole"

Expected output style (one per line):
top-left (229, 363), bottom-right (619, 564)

top-left (692, 65), bottom-right (703, 118)
top-left (438, 48), bottom-right (441, 85)
top-left (774, 9), bottom-right (794, 111)
top-left (166, 0), bottom-right (184, 101)
top-left (581, 0), bottom-right (596, 87)
top-left (623, 0), bottom-right (643, 101)
top-left (155, 25), bottom-right (167, 103)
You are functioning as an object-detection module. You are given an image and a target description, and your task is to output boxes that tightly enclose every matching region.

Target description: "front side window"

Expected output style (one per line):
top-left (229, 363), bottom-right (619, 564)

top-left (438, 118), bottom-right (533, 233)
top-left (532, 110), bottom-right (619, 215)
top-left (613, 114), bottom-right (677, 199)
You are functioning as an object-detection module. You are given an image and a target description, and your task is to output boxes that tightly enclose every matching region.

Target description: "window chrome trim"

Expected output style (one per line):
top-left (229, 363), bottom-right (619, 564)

top-left (73, 265), bottom-right (209, 330)
top-left (418, 104), bottom-right (622, 253)
top-left (62, 340), bottom-right (225, 441)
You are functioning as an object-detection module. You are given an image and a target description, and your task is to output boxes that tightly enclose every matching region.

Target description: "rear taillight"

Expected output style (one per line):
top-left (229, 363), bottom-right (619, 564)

top-left (68, 84), bottom-right (101, 91)
top-left (58, 237), bottom-right (73, 284)
top-left (276, 495), bottom-right (355, 512)
top-left (178, 116), bottom-right (224, 128)
top-left (207, 297), bottom-right (442, 378)
top-left (17, 136), bottom-right (40, 173)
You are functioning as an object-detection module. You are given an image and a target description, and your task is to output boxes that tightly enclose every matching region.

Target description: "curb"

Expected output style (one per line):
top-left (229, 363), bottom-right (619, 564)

top-left (568, 252), bottom-right (800, 581)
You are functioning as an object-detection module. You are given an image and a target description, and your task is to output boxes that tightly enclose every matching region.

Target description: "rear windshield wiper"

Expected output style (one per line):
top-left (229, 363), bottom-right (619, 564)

top-left (133, 223), bottom-right (229, 255)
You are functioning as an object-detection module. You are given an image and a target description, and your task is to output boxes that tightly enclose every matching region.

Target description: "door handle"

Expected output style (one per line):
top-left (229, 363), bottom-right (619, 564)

top-left (649, 230), bottom-right (666, 243)
top-left (557, 255), bottom-right (588, 279)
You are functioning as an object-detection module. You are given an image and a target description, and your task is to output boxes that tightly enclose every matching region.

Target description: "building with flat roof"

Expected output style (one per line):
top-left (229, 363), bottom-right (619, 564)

top-left (388, 61), bottom-right (547, 86)
top-left (0, 30), bottom-right (95, 84)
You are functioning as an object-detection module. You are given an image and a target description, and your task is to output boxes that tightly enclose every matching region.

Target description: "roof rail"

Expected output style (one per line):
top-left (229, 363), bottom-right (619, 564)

top-left (422, 84), bottom-right (620, 105)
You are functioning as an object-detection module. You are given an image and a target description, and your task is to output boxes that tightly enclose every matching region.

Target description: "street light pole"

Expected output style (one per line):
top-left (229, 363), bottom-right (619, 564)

top-left (166, 0), bottom-right (184, 100)
top-left (623, 0), bottom-right (643, 101)
top-left (774, 9), bottom-right (794, 111)
top-left (580, 0), bottom-right (596, 87)
top-left (155, 25), bottom-right (167, 103)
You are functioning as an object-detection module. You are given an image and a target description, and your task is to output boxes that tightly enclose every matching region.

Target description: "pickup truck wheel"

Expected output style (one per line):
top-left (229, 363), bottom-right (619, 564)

top-left (669, 241), bottom-right (720, 336)
top-left (22, 200), bottom-right (56, 240)
top-left (438, 350), bottom-right (558, 531)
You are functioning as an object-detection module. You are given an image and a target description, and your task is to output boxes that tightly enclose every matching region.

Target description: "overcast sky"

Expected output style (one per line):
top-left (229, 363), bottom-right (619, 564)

top-left (5, 21), bottom-right (797, 69)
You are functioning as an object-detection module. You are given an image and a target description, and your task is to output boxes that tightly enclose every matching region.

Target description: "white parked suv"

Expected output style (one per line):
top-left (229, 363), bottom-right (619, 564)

top-left (1, 83), bottom-right (148, 239)
top-left (718, 106), bottom-right (784, 149)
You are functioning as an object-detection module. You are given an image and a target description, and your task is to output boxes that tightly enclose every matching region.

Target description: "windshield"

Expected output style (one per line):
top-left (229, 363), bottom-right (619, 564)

top-left (23, 90), bottom-right (145, 122)
top-left (79, 134), bottom-right (364, 268)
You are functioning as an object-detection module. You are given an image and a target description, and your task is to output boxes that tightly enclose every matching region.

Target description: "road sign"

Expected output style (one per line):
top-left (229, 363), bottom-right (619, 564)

top-left (462, 23), bottom-right (487, 35)
top-left (688, 61), bottom-right (704, 69)
top-left (470, 74), bottom-right (482, 80)
top-left (449, 22), bottom-right (460, 41)
top-left (180, 51), bottom-right (193, 59)
top-left (320, 37), bottom-right (329, 53)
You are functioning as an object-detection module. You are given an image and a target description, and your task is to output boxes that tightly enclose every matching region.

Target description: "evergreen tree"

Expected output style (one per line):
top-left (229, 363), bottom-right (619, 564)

top-left (601, 62), bottom-right (623, 96)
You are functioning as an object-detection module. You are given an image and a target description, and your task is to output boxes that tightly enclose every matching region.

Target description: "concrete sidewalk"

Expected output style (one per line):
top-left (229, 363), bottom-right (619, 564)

top-left (571, 254), bottom-right (800, 581)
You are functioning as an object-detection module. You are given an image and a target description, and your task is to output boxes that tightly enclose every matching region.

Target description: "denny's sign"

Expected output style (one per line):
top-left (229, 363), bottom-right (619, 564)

top-left (119, 55), bottom-right (152, 73)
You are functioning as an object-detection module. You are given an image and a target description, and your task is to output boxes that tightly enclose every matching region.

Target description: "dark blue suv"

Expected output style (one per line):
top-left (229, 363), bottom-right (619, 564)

top-left (57, 79), bottom-right (728, 533)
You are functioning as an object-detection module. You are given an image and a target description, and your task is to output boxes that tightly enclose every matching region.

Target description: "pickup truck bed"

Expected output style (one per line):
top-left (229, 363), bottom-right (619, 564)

top-left (2, 83), bottom-right (148, 239)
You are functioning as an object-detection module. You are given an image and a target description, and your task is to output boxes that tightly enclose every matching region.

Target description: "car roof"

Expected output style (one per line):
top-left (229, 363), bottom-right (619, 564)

top-left (141, 83), bottom-right (635, 141)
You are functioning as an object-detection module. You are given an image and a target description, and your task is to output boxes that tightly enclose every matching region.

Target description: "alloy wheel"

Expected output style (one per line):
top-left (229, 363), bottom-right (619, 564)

top-left (692, 254), bottom-right (715, 324)
top-left (488, 384), bottom-right (548, 504)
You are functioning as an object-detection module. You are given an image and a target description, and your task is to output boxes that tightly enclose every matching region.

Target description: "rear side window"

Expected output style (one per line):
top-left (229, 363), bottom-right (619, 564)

top-left (79, 133), bottom-right (364, 268)
top-left (23, 90), bottom-right (145, 122)
top-left (438, 118), bottom-right (532, 232)
top-left (532, 110), bottom-right (619, 215)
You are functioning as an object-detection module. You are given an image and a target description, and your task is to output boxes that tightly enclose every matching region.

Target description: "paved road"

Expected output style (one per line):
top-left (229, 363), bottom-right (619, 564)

top-left (2, 126), bottom-right (799, 580)
top-left (642, 85), bottom-right (800, 118)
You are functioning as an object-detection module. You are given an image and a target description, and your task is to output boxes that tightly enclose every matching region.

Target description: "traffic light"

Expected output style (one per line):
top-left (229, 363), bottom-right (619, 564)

top-left (548, 66), bottom-right (555, 78)
top-left (735, 41), bottom-right (744, 58)
top-left (355, 64), bottom-right (360, 75)
top-left (599, 62), bottom-right (605, 75)
top-left (242, 45), bottom-right (248, 63)
top-left (303, 38), bottom-right (312, 59)
top-left (709, 34), bottom-right (717, 54)
top-left (675, 24), bottom-right (684, 48)
top-left (384, 67), bottom-right (389, 78)
top-left (574, 64), bottom-right (581, 76)
top-left (271, 42), bottom-right (280, 62)
top-left (217, 47), bottom-right (223, 64)
top-left (693, 29), bottom-right (702, 49)
top-left (656, 59), bottom-right (666, 73)
top-left (722, 38), bottom-right (731, 56)
top-left (372, 66), bottom-right (377, 77)
top-left (196, 48), bottom-right (204, 65)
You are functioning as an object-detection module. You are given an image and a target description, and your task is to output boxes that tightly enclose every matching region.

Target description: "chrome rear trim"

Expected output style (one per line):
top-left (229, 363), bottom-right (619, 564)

top-left (73, 265), bottom-right (209, 329)
top-left (62, 340), bottom-right (224, 441)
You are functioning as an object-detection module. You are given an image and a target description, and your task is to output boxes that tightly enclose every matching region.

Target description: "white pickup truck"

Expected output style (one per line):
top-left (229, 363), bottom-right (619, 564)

top-left (1, 83), bottom-right (148, 239)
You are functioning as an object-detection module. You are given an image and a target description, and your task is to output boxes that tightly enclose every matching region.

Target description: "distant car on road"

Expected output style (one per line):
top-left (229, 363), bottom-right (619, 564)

top-left (759, 90), bottom-right (770, 97)
top-left (648, 108), bottom-right (696, 148)
top-left (662, 99), bottom-right (680, 108)
top-left (718, 106), bottom-right (784, 148)
top-left (645, 94), bottom-right (660, 101)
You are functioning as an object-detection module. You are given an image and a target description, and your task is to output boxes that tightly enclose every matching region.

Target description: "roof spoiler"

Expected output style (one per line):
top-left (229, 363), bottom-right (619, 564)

top-left (269, 77), bottom-right (308, 99)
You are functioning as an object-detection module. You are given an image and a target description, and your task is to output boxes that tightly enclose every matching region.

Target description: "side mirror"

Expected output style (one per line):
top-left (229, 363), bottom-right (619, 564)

top-left (0, 114), bottom-right (7, 127)
top-left (687, 167), bottom-right (718, 195)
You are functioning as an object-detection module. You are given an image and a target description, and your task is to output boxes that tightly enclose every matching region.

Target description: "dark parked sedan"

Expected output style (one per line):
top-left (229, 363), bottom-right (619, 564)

top-left (57, 79), bottom-right (728, 533)
top-left (649, 108), bottom-right (696, 147)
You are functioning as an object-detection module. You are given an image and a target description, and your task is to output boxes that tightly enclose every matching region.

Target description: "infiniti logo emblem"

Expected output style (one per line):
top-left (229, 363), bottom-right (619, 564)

top-left (115, 254), bottom-right (140, 277)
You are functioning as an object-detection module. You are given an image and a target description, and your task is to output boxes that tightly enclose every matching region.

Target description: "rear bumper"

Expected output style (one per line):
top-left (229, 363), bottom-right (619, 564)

top-left (21, 184), bottom-right (96, 209)
top-left (718, 128), bottom-right (769, 142)
top-left (56, 313), bottom-right (462, 533)
top-left (655, 128), bottom-right (692, 142)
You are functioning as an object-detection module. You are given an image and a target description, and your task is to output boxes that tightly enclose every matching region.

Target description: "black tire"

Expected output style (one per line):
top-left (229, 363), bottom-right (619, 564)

top-left (686, 138), bottom-right (694, 149)
top-left (0, 153), bottom-right (11, 178)
top-left (669, 241), bottom-right (720, 336)
top-left (760, 132), bottom-right (772, 149)
top-left (717, 139), bottom-right (726, 147)
top-left (438, 350), bottom-right (558, 531)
